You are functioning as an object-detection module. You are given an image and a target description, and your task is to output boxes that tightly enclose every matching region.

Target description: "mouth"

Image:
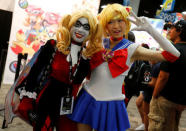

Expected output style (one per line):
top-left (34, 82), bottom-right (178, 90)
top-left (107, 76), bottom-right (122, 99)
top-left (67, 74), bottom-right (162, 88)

top-left (113, 30), bottom-right (121, 34)
top-left (75, 32), bottom-right (84, 38)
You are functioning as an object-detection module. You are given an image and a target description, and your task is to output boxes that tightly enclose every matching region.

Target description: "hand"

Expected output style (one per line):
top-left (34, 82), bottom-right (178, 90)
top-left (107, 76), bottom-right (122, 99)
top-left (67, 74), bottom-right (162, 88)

top-left (128, 12), bottom-right (180, 58)
top-left (152, 93), bottom-right (159, 99)
top-left (127, 11), bottom-right (152, 32)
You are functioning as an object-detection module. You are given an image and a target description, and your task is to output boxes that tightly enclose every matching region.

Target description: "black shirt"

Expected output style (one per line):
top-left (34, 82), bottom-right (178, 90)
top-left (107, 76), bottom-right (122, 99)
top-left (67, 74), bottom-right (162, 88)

top-left (160, 43), bottom-right (186, 105)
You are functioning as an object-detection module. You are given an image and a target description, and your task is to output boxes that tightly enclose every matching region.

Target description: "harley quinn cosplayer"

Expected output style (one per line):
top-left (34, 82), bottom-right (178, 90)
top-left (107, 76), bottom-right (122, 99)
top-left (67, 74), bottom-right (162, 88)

top-left (68, 3), bottom-right (180, 131)
top-left (4, 9), bottom-right (102, 131)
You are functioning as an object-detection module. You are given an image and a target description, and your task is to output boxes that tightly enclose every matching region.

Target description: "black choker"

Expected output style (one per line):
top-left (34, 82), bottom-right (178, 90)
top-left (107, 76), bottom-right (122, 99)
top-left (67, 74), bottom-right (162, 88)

top-left (71, 41), bottom-right (82, 46)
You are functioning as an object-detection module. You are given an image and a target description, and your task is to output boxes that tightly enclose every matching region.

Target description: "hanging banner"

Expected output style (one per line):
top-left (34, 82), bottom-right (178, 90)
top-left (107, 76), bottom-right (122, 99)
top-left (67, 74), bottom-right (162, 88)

top-left (156, 0), bottom-right (175, 17)
top-left (161, 0), bottom-right (175, 12)
top-left (156, 12), bottom-right (183, 23)
top-left (3, 0), bottom-right (100, 84)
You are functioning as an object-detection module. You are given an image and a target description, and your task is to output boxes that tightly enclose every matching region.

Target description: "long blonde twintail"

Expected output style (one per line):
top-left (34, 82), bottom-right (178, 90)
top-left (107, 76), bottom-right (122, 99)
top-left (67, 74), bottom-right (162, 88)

top-left (83, 20), bottom-right (103, 58)
top-left (56, 15), bottom-right (71, 55)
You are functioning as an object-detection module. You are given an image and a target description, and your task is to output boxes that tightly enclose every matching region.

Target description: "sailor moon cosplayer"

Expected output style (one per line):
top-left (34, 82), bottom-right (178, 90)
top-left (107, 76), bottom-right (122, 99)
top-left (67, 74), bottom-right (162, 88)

top-left (12, 9), bottom-right (102, 131)
top-left (68, 3), bottom-right (180, 131)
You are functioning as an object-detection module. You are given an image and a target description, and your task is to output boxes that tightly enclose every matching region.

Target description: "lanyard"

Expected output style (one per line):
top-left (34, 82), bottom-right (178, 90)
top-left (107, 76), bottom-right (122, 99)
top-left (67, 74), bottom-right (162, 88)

top-left (67, 47), bottom-right (82, 96)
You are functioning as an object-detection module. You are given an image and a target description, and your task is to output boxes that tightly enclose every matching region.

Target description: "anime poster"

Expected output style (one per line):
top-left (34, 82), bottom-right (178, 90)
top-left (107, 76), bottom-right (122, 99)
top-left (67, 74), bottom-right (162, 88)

top-left (3, 0), bottom-right (100, 84)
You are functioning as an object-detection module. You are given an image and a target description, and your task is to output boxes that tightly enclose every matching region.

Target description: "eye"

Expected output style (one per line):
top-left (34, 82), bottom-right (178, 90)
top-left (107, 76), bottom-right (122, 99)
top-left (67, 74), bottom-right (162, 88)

top-left (118, 19), bottom-right (124, 23)
top-left (83, 24), bottom-right (90, 31)
top-left (74, 21), bottom-right (81, 27)
top-left (108, 21), bottom-right (113, 24)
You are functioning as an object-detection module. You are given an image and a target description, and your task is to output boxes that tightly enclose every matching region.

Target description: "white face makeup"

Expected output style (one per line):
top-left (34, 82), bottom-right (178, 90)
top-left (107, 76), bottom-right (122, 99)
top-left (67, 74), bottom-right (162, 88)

top-left (70, 17), bottom-right (90, 43)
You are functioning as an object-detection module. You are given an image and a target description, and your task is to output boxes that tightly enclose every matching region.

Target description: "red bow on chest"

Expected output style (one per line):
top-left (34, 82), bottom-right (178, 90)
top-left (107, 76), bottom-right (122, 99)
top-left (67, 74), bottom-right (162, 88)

top-left (90, 49), bottom-right (129, 78)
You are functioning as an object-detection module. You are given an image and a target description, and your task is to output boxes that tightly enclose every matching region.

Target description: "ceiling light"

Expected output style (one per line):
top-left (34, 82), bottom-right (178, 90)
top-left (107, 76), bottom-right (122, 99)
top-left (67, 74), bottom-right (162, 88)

top-left (101, 5), bottom-right (107, 9)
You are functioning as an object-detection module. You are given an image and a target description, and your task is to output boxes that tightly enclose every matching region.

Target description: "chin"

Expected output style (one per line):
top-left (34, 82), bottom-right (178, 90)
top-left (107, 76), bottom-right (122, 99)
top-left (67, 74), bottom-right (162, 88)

top-left (113, 35), bottom-right (122, 38)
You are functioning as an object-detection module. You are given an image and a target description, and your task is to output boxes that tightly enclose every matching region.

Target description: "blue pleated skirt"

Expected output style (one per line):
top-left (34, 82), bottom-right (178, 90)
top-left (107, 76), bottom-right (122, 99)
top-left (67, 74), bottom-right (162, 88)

top-left (68, 89), bottom-right (130, 131)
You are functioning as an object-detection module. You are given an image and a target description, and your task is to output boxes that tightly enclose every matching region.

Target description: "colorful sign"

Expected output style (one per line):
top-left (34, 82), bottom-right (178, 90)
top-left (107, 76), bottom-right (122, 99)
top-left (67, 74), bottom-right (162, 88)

top-left (161, 0), bottom-right (175, 12)
top-left (156, 12), bottom-right (183, 23)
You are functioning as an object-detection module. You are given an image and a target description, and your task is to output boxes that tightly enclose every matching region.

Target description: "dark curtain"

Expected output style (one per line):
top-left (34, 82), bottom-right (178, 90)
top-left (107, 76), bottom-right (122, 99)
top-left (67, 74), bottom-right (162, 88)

top-left (0, 9), bottom-right (12, 86)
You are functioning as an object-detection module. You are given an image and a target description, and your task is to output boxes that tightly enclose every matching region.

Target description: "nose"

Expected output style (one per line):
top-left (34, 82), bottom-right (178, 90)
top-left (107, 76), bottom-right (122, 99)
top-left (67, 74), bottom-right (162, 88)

top-left (77, 26), bottom-right (85, 32)
top-left (167, 28), bottom-right (172, 34)
top-left (112, 21), bottom-right (120, 28)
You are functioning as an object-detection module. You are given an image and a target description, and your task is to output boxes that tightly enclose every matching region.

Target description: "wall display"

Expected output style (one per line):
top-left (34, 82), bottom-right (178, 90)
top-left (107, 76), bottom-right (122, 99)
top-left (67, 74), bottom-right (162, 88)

top-left (3, 0), bottom-right (100, 84)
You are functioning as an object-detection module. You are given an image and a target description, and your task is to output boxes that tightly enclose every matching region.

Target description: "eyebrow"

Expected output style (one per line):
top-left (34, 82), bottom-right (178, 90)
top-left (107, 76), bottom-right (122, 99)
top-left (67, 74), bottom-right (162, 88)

top-left (77, 20), bottom-right (89, 25)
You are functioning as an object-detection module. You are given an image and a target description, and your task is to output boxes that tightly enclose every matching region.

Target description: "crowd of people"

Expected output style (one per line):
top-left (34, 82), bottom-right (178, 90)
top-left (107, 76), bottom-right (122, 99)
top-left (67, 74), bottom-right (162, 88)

top-left (5, 2), bottom-right (186, 131)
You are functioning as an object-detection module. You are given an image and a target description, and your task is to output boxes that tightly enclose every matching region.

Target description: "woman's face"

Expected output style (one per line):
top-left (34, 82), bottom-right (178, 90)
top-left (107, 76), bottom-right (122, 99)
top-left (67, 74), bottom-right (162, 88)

top-left (106, 14), bottom-right (126, 39)
top-left (70, 17), bottom-right (90, 43)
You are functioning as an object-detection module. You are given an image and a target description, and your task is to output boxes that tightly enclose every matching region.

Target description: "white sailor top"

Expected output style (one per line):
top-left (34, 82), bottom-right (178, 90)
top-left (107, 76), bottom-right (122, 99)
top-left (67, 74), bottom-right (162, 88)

top-left (84, 38), bottom-right (139, 101)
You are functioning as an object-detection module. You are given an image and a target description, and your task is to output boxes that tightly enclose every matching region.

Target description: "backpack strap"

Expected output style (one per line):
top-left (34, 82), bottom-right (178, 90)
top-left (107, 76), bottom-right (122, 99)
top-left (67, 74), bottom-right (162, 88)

top-left (136, 62), bottom-right (146, 87)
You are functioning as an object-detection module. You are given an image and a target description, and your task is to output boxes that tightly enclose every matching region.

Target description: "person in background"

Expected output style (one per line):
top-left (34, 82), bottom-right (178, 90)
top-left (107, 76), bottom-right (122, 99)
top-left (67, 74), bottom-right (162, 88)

top-left (68, 3), bottom-right (180, 131)
top-left (163, 21), bottom-right (173, 31)
top-left (143, 56), bottom-right (161, 131)
top-left (122, 30), bottom-right (136, 106)
top-left (14, 9), bottom-right (102, 131)
top-left (128, 31), bottom-right (136, 42)
top-left (182, 12), bottom-right (186, 20)
top-left (135, 43), bottom-right (151, 131)
top-left (148, 20), bottom-right (186, 131)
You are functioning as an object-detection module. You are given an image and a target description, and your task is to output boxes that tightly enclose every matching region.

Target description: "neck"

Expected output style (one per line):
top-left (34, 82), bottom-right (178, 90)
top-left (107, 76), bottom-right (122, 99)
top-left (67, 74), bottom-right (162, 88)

top-left (110, 36), bottom-right (123, 42)
top-left (173, 37), bottom-right (186, 44)
top-left (71, 40), bottom-right (82, 46)
top-left (174, 37), bottom-right (182, 44)
top-left (175, 41), bottom-right (186, 44)
top-left (109, 36), bottom-right (123, 49)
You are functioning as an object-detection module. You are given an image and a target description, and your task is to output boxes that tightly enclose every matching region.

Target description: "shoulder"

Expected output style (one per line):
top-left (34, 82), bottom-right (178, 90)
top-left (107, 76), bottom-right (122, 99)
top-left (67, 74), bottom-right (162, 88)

top-left (127, 42), bottom-right (140, 54)
top-left (40, 39), bottom-right (56, 51)
top-left (37, 39), bottom-right (57, 58)
top-left (160, 61), bottom-right (169, 72)
top-left (45, 39), bottom-right (56, 47)
top-left (121, 39), bottom-right (135, 49)
top-left (103, 38), bottom-right (109, 48)
top-left (141, 61), bottom-right (151, 70)
top-left (175, 43), bottom-right (186, 57)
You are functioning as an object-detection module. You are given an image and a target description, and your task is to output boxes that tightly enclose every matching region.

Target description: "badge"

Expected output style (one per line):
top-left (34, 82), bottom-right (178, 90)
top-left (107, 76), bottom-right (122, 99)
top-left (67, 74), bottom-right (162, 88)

top-left (60, 96), bottom-right (74, 115)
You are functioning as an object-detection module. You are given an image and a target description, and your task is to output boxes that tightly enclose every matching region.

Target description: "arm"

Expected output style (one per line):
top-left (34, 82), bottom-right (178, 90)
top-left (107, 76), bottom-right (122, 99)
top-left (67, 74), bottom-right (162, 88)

top-left (148, 77), bottom-right (157, 88)
top-left (25, 40), bottom-right (56, 90)
top-left (128, 11), bottom-right (180, 61)
top-left (152, 70), bottom-right (169, 98)
top-left (16, 40), bottom-right (56, 99)
top-left (131, 46), bottom-right (165, 62)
